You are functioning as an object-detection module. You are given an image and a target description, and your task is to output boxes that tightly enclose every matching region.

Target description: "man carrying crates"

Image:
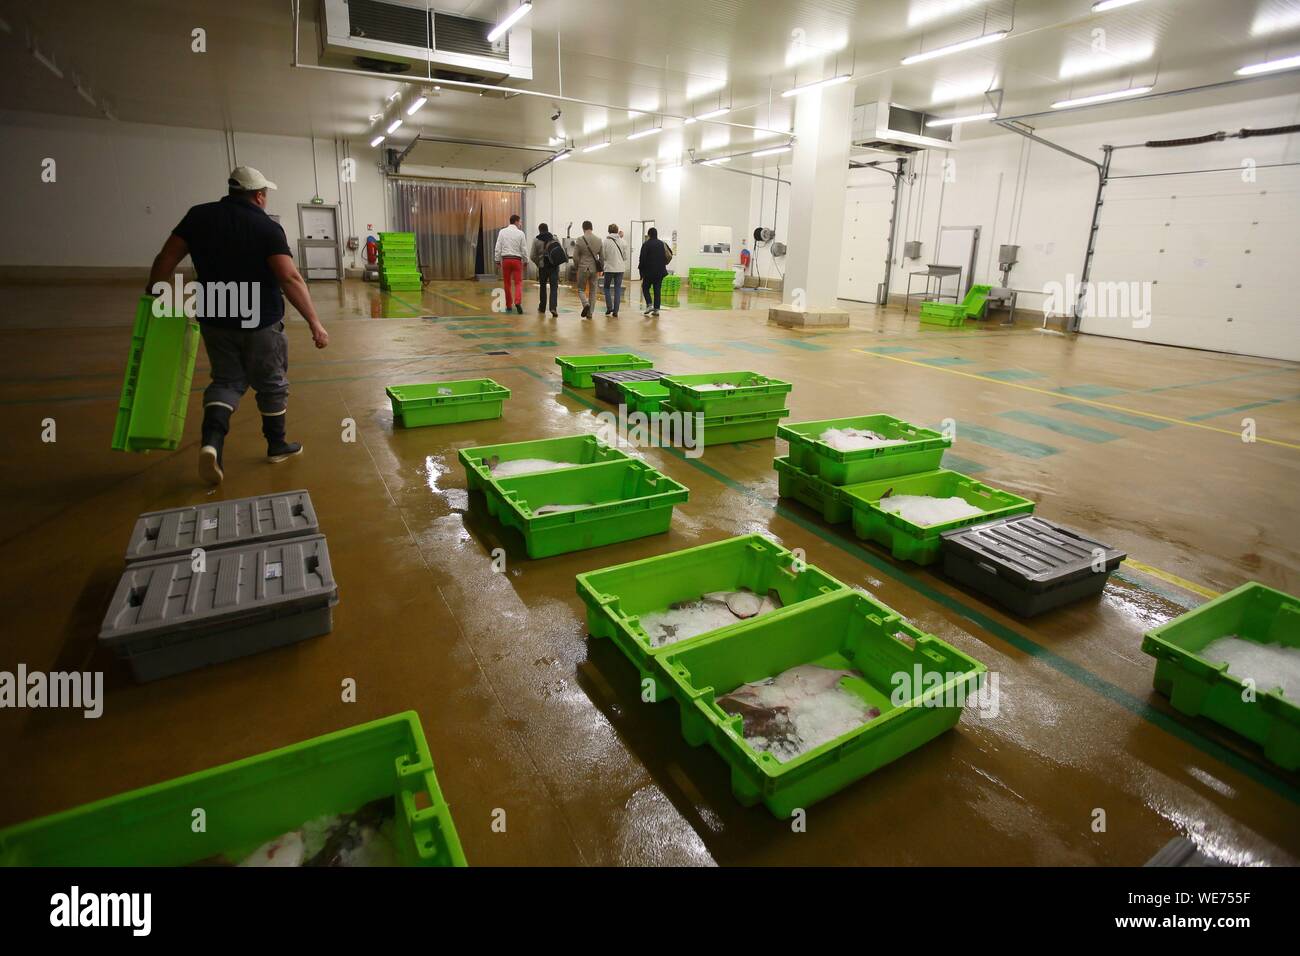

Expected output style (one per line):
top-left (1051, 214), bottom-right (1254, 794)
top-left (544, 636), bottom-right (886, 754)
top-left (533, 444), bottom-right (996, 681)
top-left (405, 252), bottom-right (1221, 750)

top-left (146, 166), bottom-right (330, 486)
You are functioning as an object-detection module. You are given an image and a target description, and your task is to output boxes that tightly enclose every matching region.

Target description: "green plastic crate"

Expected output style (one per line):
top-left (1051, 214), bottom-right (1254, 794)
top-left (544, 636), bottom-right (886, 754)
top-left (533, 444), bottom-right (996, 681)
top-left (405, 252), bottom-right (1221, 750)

top-left (841, 469), bottom-right (1035, 565)
top-left (0, 712), bottom-right (466, 867)
top-left (554, 353), bottom-right (653, 388)
top-left (618, 379), bottom-right (671, 415)
top-left (661, 371), bottom-right (793, 416)
top-left (378, 231), bottom-right (416, 245)
top-left (386, 378), bottom-right (510, 427)
top-left (485, 458), bottom-right (688, 558)
top-left (458, 433), bottom-right (630, 494)
top-left (658, 402), bottom-right (789, 446)
top-left (577, 534), bottom-right (850, 701)
top-left (659, 589), bottom-right (986, 816)
top-left (778, 414), bottom-right (952, 485)
top-left (918, 303), bottom-right (967, 326)
top-left (1142, 582), bottom-right (1300, 770)
top-left (773, 455), bottom-right (852, 524)
top-left (112, 296), bottom-right (200, 453)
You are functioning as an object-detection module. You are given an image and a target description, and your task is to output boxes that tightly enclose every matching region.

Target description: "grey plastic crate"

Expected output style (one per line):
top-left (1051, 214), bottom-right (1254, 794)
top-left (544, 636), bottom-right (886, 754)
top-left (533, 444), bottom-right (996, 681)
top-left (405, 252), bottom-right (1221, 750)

top-left (592, 368), bottom-right (667, 405)
top-left (100, 533), bottom-right (338, 681)
top-left (940, 515), bottom-right (1125, 617)
top-left (125, 490), bottom-right (318, 564)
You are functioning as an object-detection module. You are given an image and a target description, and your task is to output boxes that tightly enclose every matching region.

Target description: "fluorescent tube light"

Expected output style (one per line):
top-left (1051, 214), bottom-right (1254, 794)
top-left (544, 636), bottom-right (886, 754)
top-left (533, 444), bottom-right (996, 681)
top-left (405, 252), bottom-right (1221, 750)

top-left (781, 73), bottom-right (851, 97)
top-left (695, 107), bottom-right (730, 121)
top-left (487, 2), bottom-right (532, 43)
top-left (1051, 85), bottom-right (1152, 108)
top-left (386, 119), bottom-right (403, 133)
top-left (901, 30), bottom-right (1008, 66)
top-left (627, 127), bottom-right (663, 141)
top-left (370, 135), bottom-right (385, 147)
top-left (926, 111), bottom-right (997, 127)
top-left (702, 157), bottom-right (732, 165)
top-left (554, 150), bottom-right (572, 160)
top-left (1092, 0), bottom-right (1145, 11)
top-left (583, 141), bottom-right (611, 153)
top-left (406, 96), bottom-right (427, 116)
top-left (1235, 54), bottom-right (1300, 76)
top-left (752, 145), bottom-right (791, 157)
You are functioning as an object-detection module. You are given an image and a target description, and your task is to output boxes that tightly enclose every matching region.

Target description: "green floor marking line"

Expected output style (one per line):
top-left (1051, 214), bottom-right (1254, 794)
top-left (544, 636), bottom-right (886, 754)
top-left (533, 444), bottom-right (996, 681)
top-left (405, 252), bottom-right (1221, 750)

top-left (940, 452), bottom-right (987, 474)
top-left (383, 291), bottom-right (425, 315)
top-left (1055, 384), bottom-right (1127, 399)
top-left (1137, 368), bottom-right (1297, 393)
top-left (723, 340), bottom-right (778, 354)
top-left (1186, 398), bottom-right (1287, 422)
top-left (918, 356), bottom-right (976, 366)
top-left (475, 340), bottom-right (557, 351)
top-left (862, 345), bottom-right (921, 354)
top-left (458, 330), bottom-right (535, 339)
top-left (767, 338), bottom-right (829, 351)
top-left (545, 374), bottom-right (1299, 807)
top-left (662, 343), bottom-right (724, 357)
top-left (1054, 400), bottom-right (1171, 431)
top-left (1000, 409), bottom-right (1122, 443)
top-left (982, 368), bottom-right (1045, 382)
top-left (952, 421), bottom-right (1060, 459)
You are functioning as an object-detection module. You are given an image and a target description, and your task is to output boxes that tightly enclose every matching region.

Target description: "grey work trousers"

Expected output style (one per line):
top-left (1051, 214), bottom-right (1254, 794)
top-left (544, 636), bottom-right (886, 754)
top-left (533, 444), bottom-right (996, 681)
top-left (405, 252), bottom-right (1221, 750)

top-left (200, 320), bottom-right (290, 415)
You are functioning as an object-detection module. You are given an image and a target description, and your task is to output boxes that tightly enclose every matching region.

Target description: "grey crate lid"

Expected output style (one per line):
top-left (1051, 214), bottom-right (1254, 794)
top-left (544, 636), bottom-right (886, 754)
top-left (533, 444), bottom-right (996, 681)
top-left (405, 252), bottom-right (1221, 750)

top-left (940, 515), bottom-right (1126, 591)
top-left (100, 534), bottom-right (338, 646)
top-left (125, 490), bottom-right (318, 563)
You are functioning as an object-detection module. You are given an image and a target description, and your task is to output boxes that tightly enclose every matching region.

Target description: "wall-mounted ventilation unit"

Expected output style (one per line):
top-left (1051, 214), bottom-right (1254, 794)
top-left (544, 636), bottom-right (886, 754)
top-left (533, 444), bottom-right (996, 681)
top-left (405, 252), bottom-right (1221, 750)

top-left (319, 0), bottom-right (533, 83)
top-left (851, 102), bottom-right (957, 154)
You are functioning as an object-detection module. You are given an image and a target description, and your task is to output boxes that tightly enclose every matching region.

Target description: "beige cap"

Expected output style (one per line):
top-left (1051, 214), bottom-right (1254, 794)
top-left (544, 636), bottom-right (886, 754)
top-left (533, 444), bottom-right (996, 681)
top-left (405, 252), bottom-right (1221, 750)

top-left (228, 165), bottom-right (277, 191)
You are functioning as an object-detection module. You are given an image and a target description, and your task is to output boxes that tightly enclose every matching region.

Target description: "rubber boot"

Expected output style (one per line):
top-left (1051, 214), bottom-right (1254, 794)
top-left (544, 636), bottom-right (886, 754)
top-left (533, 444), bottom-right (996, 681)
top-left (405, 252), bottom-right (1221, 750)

top-left (262, 412), bottom-right (303, 463)
top-left (198, 405), bottom-right (231, 486)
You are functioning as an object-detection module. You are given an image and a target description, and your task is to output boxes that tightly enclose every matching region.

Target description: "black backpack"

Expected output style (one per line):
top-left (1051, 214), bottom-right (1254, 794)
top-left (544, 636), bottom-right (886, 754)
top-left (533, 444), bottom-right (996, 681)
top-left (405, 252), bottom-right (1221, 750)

top-left (544, 238), bottom-right (568, 267)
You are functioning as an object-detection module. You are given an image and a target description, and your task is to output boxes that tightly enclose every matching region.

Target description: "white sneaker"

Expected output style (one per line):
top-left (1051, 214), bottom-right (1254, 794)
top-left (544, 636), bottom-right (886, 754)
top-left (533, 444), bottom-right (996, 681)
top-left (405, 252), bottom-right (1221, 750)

top-left (199, 445), bottom-right (224, 486)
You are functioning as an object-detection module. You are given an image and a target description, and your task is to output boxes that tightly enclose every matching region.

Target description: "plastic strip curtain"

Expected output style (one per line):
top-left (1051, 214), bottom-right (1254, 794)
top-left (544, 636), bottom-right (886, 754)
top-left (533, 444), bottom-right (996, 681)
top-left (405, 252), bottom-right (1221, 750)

top-left (386, 178), bottom-right (525, 279)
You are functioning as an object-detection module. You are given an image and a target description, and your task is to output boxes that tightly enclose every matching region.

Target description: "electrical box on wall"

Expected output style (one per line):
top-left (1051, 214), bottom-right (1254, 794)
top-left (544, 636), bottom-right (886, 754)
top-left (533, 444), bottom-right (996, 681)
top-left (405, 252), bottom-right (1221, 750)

top-left (903, 241), bottom-right (923, 259)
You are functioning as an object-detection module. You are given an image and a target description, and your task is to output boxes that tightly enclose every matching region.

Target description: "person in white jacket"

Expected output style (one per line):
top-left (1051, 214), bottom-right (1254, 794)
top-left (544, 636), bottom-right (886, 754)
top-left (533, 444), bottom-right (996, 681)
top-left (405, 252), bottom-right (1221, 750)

top-left (600, 224), bottom-right (629, 317)
top-left (493, 213), bottom-right (528, 314)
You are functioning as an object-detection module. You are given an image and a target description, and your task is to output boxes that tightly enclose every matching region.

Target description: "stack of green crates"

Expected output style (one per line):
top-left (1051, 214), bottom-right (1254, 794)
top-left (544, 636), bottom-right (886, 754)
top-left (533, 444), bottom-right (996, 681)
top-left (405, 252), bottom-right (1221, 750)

top-left (688, 267), bottom-right (735, 292)
top-left (773, 414), bottom-right (1036, 565)
top-left (661, 274), bottom-right (681, 297)
top-left (576, 534), bottom-right (986, 816)
top-left (658, 371), bottom-right (792, 446)
top-left (111, 295), bottom-right (200, 453)
top-left (379, 231), bottom-right (421, 291)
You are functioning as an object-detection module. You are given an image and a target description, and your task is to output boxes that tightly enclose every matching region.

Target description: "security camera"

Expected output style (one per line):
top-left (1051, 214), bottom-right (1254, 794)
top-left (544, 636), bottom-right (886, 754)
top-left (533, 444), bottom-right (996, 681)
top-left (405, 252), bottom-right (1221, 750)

top-left (551, 108), bottom-right (562, 121)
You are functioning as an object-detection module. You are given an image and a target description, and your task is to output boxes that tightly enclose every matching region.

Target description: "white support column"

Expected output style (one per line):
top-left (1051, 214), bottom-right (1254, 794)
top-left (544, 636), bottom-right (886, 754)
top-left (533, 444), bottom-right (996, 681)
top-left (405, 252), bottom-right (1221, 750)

top-left (769, 81), bottom-right (854, 328)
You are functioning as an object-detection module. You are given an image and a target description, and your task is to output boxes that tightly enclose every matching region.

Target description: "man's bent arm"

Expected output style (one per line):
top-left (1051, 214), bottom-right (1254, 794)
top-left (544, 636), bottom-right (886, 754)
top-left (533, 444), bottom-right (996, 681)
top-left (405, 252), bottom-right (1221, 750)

top-left (147, 234), bottom-right (189, 292)
top-left (268, 253), bottom-right (329, 348)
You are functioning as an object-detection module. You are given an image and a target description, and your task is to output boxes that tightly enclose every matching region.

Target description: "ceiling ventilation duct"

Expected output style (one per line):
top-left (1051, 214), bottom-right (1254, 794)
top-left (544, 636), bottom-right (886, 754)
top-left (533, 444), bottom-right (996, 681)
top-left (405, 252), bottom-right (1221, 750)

top-left (851, 102), bottom-right (957, 154)
top-left (318, 0), bottom-right (533, 83)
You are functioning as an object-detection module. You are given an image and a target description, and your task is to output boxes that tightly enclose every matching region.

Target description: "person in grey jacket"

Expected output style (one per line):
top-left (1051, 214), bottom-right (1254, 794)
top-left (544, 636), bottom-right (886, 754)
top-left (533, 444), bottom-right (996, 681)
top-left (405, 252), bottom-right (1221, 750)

top-left (571, 221), bottom-right (602, 319)
top-left (600, 224), bottom-right (629, 317)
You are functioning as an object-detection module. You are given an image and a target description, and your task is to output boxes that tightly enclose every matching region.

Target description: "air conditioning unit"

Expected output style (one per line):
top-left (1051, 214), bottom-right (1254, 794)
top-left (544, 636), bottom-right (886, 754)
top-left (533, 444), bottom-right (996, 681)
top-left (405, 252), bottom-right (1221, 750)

top-left (319, 0), bottom-right (533, 83)
top-left (851, 102), bottom-right (957, 154)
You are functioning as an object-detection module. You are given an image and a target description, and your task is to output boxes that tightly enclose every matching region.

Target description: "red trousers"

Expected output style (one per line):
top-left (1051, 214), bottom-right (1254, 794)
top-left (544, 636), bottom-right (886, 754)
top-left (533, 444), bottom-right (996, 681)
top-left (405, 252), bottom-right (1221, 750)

top-left (501, 257), bottom-right (523, 308)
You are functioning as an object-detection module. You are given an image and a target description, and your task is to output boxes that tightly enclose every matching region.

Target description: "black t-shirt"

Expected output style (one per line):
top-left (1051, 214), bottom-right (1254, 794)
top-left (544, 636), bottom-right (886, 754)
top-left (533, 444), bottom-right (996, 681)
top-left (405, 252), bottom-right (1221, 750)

top-left (173, 196), bottom-right (293, 329)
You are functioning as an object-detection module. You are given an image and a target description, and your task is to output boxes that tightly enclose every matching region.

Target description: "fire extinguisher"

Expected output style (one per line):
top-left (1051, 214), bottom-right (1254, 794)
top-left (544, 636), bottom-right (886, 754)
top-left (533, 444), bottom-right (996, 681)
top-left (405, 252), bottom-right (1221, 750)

top-left (365, 236), bottom-right (378, 266)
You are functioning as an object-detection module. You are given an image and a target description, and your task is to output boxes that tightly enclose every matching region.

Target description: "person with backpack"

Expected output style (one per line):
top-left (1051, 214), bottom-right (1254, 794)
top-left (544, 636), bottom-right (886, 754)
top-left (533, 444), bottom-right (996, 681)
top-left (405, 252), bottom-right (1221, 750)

top-left (572, 220), bottom-right (603, 319)
top-left (637, 226), bottom-right (674, 317)
top-left (600, 223), bottom-right (629, 317)
top-left (530, 222), bottom-right (565, 317)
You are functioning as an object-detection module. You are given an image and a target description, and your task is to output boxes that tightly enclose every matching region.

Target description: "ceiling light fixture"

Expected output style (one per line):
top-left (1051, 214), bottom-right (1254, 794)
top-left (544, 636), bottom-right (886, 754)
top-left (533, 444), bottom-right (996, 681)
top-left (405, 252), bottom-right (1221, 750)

top-left (1091, 0), bottom-right (1146, 12)
top-left (626, 126), bottom-right (663, 141)
top-left (780, 73), bottom-right (851, 97)
top-left (1051, 85), bottom-right (1152, 108)
top-left (751, 145), bottom-right (792, 157)
top-left (406, 95), bottom-right (427, 115)
top-left (386, 118), bottom-right (403, 133)
top-left (901, 30), bottom-right (1009, 66)
top-left (487, 1), bottom-right (533, 43)
top-left (702, 157), bottom-right (732, 165)
top-left (1235, 53), bottom-right (1300, 76)
top-left (926, 111), bottom-right (998, 127)
top-left (370, 135), bottom-right (385, 147)
top-left (554, 150), bottom-right (573, 161)
top-left (694, 106), bottom-right (731, 121)
top-left (583, 141), bottom-right (611, 153)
